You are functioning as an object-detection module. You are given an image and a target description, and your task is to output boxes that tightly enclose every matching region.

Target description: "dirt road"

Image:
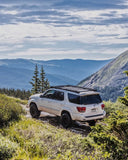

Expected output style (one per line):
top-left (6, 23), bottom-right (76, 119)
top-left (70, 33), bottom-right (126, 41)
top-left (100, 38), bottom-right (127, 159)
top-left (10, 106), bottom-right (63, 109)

top-left (21, 104), bottom-right (91, 136)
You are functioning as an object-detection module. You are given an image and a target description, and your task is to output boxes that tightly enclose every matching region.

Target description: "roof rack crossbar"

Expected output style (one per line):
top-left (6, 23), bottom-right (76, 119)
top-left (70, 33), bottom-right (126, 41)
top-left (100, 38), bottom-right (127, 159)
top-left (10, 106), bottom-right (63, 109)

top-left (50, 85), bottom-right (97, 93)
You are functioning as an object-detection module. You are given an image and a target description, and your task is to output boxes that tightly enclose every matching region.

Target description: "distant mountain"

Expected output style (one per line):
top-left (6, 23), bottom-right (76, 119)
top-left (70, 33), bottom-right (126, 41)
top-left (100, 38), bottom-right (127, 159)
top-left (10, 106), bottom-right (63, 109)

top-left (79, 50), bottom-right (128, 101)
top-left (0, 58), bottom-right (111, 90)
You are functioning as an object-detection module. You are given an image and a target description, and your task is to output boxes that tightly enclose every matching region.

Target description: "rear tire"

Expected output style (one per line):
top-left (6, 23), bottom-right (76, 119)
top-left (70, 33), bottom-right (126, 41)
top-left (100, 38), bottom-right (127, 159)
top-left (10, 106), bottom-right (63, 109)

top-left (61, 112), bottom-right (72, 128)
top-left (88, 120), bottom-right (96, 126)
top-left (30, 103), bottom-right (40, 118)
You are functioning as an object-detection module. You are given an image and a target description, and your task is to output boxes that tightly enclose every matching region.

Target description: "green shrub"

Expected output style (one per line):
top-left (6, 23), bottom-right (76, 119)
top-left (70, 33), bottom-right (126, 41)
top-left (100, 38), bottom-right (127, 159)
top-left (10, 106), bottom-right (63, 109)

top-left (90, 124), bottom-right (123, 159)
top-left (88, 100), bottom-right (128, 159)
top-left (0, 94), bottom-right (25, 127)
top-left (118, 70), bottom-right (128, 106)
top-left (106, 111), bottom-right (128, 141)
top-left (104, 100), bottom-right (126, 116)
top-left (12, 98), bottom-right (28, 105)
top-left (0, 134), bottom-right (18, 160)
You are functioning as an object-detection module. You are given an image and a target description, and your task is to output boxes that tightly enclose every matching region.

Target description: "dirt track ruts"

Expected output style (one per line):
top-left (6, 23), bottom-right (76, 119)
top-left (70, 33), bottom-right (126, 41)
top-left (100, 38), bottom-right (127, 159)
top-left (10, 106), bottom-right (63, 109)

top-left (21, 104), bottom-right (91, 136)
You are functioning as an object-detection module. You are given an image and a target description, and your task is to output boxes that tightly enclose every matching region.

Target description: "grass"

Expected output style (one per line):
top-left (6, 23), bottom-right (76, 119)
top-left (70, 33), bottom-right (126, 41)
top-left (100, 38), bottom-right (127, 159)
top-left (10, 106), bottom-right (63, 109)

top-left (0, 93), bottom-right (128, 159)
top-left (7, 96), bottom-right (28, 105)
top-left (0, 94), bottom-right (25, 127)
top-left (0, 134), bottom-right (18, 160)
top-left (3, 117), bottom-right (95, 159)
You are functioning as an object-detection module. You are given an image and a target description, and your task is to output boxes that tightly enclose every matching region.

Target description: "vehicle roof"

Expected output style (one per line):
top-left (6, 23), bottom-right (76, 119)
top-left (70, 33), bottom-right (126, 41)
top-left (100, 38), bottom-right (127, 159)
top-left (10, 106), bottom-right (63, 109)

top-left (50, 85), bottom-right (98, 95)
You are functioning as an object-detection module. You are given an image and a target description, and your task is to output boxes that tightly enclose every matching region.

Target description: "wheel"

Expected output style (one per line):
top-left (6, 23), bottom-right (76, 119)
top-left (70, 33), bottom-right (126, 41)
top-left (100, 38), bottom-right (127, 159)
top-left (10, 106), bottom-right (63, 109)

top-left (30, 103), bottom-right (40, 118)
top-left (88, 120), bottom-right (96, 126)
top-left (61, 112), bottom-right (72, 128)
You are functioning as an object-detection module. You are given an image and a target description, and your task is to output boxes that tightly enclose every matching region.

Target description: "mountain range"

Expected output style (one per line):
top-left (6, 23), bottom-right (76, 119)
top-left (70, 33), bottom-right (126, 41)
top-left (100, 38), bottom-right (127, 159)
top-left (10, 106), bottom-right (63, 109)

top-left (0, 59), bottom-right (111, 90)
top-left (79, 50), bottom-right (128, 101)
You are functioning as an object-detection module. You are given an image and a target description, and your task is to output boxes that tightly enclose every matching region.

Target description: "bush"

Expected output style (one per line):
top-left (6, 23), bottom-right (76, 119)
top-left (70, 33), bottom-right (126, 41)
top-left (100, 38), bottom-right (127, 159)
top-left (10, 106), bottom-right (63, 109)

top-left (0, 94), bottom-right (25, 127)
top-left (0, 134), bottom-right (18, 160)
top-left (90, 124), bottom-right (123, 159)
top-left (9, 96), bottom-right (28, 105)
top-left (104, 100), bottom-right (126, 116)
top-left (88, 101), bottom-right (128, 159)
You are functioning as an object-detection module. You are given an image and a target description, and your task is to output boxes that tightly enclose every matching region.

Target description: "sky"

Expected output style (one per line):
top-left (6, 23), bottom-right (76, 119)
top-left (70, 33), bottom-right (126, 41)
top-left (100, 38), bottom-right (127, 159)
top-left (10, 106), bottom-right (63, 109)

top-left (0, 0), bottom-right (128, 60)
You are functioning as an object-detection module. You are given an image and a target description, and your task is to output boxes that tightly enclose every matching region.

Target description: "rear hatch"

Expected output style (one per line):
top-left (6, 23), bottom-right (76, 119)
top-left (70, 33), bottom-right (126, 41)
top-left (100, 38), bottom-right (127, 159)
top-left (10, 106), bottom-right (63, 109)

top-left (68, 92), bottom-right (104, 116)
top-left (80, 94), bottom-right (103, 116)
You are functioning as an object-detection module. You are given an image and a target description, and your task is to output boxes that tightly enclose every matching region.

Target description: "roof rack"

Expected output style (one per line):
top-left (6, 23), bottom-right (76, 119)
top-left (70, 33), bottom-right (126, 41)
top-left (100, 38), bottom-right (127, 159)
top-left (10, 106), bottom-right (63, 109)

top-left (50, 85), bottom-right (97, 93)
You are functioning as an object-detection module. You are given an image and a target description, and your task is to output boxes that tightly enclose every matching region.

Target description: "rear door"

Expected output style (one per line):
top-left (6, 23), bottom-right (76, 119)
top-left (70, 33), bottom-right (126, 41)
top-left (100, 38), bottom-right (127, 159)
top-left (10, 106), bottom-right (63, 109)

top-left (39, 90), bottom-right (64, 115)
top-left (47, 90), bottom-right (64, 115)
top-left (80, 94), bottom-right (103, 116)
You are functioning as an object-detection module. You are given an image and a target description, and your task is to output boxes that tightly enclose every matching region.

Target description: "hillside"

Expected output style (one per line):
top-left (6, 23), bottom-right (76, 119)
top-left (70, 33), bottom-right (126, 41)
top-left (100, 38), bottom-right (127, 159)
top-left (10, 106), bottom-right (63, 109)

top-left (79, 50), bottom-right (128, 101)
top-left (0, 59), bottom-right (110, 90)
top-left (1, 94), bottom-right (128, 159)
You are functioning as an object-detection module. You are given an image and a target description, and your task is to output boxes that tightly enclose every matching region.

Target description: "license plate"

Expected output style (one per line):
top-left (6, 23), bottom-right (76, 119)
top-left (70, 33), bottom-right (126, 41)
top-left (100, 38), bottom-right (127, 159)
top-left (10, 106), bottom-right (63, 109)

top-left (91, 108), bottom-right (97, 112)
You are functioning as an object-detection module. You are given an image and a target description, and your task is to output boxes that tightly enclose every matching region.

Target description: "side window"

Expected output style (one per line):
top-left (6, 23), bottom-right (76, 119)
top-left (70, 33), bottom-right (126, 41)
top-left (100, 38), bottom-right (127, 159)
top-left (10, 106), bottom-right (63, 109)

top-left (43, 90), bottom-right (55, 99)
top-left (54, 91), bottom-right (64, 101)
top-left (42, 90), bottom-right (64, 101)
top-left (68, 93), bottom-right (80, 104)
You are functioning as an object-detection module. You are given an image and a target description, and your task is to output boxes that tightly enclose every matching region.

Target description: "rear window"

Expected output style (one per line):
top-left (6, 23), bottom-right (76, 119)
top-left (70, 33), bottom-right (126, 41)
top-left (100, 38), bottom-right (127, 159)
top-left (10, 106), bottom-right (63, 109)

top-left (68, 93), bottom-right (102, 105)
top-left (80, 94), bottom-right (102, 105)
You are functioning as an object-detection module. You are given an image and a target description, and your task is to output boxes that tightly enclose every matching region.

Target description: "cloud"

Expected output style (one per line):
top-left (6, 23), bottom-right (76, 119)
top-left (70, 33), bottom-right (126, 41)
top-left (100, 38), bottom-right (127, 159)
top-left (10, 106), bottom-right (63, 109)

top-left (5, 46), bottom-right (128, 60)
top-left (0, 0), bottom-right (127, 60)
top-left (53, 0), bottom-right (127, 10)
top-left (6, 48), bottom-right (88, 60)
top-left (0, 1), bottom-right (127, 26)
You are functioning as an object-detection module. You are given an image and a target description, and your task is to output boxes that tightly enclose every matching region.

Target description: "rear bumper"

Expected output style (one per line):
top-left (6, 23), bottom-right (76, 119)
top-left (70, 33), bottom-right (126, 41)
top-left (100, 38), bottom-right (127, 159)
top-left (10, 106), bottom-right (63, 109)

top-left (72, 110), bottom-right (106, 121)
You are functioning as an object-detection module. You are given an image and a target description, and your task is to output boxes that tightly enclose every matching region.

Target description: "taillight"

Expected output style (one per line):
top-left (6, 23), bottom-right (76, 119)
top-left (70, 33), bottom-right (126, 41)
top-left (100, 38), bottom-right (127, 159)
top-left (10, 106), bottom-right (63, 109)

top-left (101, 104), bottom-right (105, 110)
top-left (77, 107), bottom-right (86, 113)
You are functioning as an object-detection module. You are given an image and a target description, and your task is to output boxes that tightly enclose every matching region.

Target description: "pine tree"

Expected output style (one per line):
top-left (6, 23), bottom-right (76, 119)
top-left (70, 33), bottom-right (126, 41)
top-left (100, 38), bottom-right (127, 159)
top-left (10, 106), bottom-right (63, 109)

top-left (118, 71), bottom-right (128, 106)
top-left (40, 65), bottom-right (46, 93)
top-left (30, 64), bottom-right (50, 94)
top-left (30, 64), bottom-right (40, 94)
top-left (40, 65), bottom-right (50, 92)
top-left (44, 78), bottom-right (50, 91)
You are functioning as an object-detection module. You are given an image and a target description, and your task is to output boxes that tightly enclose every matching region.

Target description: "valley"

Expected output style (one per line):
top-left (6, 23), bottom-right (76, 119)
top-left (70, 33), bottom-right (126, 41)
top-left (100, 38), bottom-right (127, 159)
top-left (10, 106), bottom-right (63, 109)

top-left (0, 59), bottom-right (111, 89)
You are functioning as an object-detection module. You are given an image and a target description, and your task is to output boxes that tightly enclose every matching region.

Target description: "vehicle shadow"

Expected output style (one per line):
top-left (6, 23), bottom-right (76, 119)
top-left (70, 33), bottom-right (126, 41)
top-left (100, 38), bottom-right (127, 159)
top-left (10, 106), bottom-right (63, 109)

top-left (39, 115), bottom-right (91, 136)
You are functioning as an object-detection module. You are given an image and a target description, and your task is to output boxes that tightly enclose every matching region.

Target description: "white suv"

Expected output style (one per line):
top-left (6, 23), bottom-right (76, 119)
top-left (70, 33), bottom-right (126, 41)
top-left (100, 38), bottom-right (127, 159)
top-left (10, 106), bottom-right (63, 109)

top-left (28, 85), bottom-right (106, 128)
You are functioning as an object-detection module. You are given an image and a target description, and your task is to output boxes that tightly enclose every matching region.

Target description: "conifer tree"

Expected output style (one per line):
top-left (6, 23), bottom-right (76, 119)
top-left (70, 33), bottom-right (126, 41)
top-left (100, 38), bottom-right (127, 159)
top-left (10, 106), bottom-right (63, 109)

top-left (40, 65), bottom-right (46, 92)
top-left (118, 71), bottom-right (128, 106)
top-left (0, 88), bottom-right (31, 100)
top-left (44, 78), bottom-right (50, 91)
top-left (30, 64), bottom-right (40, 94)
top-left (40, 65), bottom-right (50, 92)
